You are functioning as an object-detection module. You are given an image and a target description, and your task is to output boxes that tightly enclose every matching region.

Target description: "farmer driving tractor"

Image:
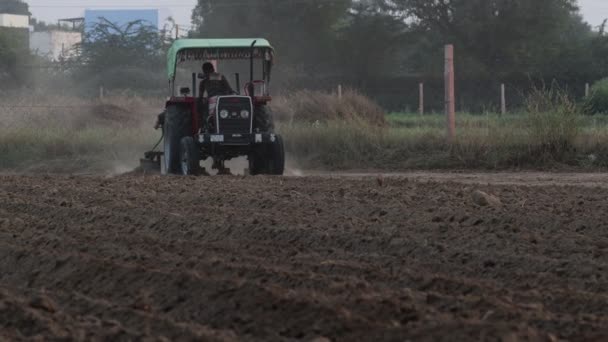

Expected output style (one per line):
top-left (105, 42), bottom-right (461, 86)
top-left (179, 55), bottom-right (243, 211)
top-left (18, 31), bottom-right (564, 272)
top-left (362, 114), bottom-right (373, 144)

top-left (155, 61), bottom-right (235, 129)
top-left (199, 62), bottom-right (235, 98)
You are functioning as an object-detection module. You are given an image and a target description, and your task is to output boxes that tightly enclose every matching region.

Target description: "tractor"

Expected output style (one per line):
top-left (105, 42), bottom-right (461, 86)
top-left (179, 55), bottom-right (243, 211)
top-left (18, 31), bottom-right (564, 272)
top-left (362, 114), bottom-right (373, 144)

top-left (141, 38), bottom-right (285, 176)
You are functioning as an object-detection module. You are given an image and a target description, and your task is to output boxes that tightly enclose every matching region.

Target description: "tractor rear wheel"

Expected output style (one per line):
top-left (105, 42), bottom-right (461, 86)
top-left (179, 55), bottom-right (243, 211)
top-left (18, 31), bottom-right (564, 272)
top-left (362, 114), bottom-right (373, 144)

top-left (180, 136), bottom-right (200, 175)
top-left (254, 105), bottom-right (275, 132)
top-left (162, 105), bottom-right (191, 175)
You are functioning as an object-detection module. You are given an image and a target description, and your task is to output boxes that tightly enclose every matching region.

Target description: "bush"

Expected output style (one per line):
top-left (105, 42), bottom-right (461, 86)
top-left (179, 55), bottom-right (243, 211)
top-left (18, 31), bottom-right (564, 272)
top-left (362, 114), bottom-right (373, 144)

top-left (524, 85), bottom-right (580, 160)
top-left (583, 78), bottom-right (608, 115)
top-left (271, 89), bottom-right (386, 126)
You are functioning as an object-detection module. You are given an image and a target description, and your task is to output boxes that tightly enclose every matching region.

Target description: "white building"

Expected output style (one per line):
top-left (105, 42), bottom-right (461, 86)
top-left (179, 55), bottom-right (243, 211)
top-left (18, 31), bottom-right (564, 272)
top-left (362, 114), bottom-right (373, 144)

top-left (30, 31), bottom-right (82, 61)
top-left (0, 13), bottom-right (29, 28)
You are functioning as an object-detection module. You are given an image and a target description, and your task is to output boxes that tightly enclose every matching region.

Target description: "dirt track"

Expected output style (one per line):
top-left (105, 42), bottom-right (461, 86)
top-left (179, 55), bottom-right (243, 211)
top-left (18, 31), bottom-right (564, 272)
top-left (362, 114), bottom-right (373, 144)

top-left (1, 173), bottom-right (608, 341)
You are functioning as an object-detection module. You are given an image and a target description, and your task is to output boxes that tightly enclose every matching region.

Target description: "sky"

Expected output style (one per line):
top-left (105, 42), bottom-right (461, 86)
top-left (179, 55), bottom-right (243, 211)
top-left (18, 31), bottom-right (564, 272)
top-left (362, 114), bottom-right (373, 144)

top-left (27, 0), bottom-right (199, 31)
top-left (25, 0), bottom-right (608, 30)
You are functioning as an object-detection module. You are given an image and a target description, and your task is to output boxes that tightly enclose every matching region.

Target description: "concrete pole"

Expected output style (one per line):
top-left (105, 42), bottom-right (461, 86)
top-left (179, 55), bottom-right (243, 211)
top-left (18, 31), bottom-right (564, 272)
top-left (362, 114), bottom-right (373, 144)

top-left (445, 45), bottom-right (456, 141)
top-left (585, 83), bottom-right (590, 98)
top-left (99, 86), bottom-right (104, 101)
top-left (419, 83), bottom-right (424, 116)
top-left (338, 84), bottom-right (342, 99)
top-left (501, 83), bottom-right (506, 115)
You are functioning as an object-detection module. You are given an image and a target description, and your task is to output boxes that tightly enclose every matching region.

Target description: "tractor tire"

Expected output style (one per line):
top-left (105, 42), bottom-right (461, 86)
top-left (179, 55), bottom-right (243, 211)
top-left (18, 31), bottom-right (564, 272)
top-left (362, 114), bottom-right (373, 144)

top-left (248, 150), bottom-right (267, 176)
top-left (268, 135), bottom-right (285, 175)
top-left (162, 105), bottom-right (192, 175)
top-left (180, 136), bottom-right (200, 175)
top-left (248, 135), bottom-right (285, 176)
top-left (254, 105), bottom-right (275, 132)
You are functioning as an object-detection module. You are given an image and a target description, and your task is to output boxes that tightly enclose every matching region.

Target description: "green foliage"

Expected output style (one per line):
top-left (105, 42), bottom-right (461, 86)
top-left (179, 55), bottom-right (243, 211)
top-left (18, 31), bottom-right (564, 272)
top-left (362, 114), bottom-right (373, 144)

top-left (386, 0), bottom-right (587, 77)
top-left (0, 28), bottom-right (31, 85)
top-left (583, 78), bottom-right (608, 115)
top-left (334, 2), bottom-right (408, 81)
top-left (0, 0), bottom-right (30, 15)
top-left (73, 19), bottom-right (169, 89)
top-left (191, 0), bottom-right (352, 73)
top-left (189, 0), bottom-right (605, 93)
top-left (524, 85), bottom-right (580, 160)
top-left (0, 32), bottom-right (18, 77)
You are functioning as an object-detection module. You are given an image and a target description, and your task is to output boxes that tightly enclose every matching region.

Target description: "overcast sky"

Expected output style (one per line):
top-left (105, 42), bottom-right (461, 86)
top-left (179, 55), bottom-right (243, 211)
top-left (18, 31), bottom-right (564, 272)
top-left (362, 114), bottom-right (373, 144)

top-left (26, 0), bottom-right (608, 30)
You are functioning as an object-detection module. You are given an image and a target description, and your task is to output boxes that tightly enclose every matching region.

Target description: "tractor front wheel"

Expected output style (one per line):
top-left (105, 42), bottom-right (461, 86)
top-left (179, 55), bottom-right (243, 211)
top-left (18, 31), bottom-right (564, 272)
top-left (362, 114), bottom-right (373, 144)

top-left (180, 136), bottom-right (200, 175)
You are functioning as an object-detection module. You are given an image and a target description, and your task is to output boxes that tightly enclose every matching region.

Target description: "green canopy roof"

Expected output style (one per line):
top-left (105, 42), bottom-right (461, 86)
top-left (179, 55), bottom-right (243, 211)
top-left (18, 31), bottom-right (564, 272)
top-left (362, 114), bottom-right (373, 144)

top-left (167, 38), bottom-right (273, 79)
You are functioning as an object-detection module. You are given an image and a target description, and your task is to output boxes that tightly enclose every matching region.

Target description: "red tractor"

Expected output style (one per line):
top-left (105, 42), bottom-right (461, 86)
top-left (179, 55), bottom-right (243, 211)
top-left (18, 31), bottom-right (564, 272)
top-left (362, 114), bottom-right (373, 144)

top-left (142, 38), bottom-right (284, 176)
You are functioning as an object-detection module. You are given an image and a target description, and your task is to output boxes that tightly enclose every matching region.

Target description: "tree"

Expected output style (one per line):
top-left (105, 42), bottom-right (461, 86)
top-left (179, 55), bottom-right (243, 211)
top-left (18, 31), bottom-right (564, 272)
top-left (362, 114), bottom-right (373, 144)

top-left (191, 0), bottom-right (352, 74)
top-left (381, 0), bottom-right (585, 77)
top-left (335, 1), bottom-right (409, 83)
top-left (0, 0), bottom-right (30, 15)
top-left (73, 19), bottom-right (169, 89)
top-left (0, 31), bottom-right (18, 80)
top-left (0, 0), bottom-right (31, 85)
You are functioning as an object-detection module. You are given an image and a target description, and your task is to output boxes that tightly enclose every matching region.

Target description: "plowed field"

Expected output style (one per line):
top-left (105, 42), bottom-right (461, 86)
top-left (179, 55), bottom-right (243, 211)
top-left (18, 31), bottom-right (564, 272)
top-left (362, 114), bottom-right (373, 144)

top-left (1, 174), bottom-right (608, 341)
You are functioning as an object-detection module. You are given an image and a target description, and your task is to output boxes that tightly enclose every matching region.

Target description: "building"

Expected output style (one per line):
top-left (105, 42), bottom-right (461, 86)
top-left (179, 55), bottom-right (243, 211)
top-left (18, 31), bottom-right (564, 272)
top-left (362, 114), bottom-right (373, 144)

top-left (30, 30), bottom-right (82, 61)
top-left (0, 13), bottom-right (30, 52)
top-left (84, 9), bottom-right (159, 34)
top-left (0, 13), bottom-right (28, 29)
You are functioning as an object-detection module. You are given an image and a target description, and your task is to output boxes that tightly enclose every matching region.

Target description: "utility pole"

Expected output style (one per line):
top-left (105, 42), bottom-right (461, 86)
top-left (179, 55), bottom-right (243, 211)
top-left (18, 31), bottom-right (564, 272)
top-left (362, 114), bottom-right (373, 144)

top-left (445, 45), bottom-right (456, 141)
top-left (419, 83), bottom-right (424, 116)
top-left (501, 84), bottom-right (506, 115)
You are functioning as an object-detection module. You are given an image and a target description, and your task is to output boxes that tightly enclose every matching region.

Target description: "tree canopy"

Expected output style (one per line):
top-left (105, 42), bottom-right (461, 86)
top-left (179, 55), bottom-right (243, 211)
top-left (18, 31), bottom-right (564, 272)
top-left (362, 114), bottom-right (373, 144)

top-left (72, 19), bottom-right (169, 89)
top-left (0, 0), bottom-right (30, 15)
top-left (191, 0), bottom-right (352, 74)
top-left (190, 0), bottom-right (606, 81)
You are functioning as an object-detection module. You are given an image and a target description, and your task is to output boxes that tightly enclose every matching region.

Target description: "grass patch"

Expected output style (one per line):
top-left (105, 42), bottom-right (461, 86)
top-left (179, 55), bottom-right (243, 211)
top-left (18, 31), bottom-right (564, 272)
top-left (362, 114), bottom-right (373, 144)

top-left (2, 90), bottom-right (608, 173)
top-left (283, 110), bottom-right (608, 170)
top-left (0, 95), bottom-right (160, 173)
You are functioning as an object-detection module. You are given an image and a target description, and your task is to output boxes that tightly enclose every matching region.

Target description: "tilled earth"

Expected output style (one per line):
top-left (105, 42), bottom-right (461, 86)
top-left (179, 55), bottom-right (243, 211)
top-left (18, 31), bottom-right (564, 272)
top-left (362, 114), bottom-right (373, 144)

top-left (1, 174), bottom-right (608, 341)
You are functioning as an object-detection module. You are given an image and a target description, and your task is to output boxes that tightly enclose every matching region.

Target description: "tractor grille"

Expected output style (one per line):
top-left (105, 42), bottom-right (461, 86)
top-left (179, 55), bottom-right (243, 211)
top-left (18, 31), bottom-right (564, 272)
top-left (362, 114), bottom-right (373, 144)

top-left (219, 118), bottom-right (251, 134)
top-left (216, 96), bottom-right (253, 134)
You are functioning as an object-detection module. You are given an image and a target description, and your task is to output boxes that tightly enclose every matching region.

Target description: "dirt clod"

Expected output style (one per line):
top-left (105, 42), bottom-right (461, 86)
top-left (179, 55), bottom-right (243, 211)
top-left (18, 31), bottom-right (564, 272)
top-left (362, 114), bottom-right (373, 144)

top-left (29, 295), bottom-right (57, 313)
top-left (472, 190), bottom-right (502, 207)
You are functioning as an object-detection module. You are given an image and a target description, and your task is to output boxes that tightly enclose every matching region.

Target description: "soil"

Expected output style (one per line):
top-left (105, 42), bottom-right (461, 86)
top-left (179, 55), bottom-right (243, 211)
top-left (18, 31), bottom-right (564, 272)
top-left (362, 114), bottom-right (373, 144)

top-left (1, 173), bottom-right (608, 341)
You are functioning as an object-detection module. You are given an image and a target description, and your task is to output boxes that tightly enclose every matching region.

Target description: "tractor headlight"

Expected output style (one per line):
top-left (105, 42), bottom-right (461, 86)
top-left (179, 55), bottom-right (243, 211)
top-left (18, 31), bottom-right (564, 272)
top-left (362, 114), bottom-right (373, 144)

top-left (220, 109), bottom-right (229, 119)
top-left (240, 110), bottom-right (250, 119)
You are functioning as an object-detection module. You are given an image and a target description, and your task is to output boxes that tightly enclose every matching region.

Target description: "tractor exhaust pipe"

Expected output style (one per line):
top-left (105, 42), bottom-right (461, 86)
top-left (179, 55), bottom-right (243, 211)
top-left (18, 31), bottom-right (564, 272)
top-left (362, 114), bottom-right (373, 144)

top-left (249, 40), bottom-right (257, 97)
top-left (235, 73), bottom-right (240, 95)
top-left (192, 72), bottom-right (197, 98)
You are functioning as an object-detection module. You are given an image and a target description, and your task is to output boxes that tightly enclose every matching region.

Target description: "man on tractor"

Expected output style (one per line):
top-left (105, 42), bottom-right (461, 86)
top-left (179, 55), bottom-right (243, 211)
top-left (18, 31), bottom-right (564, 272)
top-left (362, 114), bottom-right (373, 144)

top-left (199, 62), bottom-right (235, 98)
top-left (155, 61), bottom-right (235, 130)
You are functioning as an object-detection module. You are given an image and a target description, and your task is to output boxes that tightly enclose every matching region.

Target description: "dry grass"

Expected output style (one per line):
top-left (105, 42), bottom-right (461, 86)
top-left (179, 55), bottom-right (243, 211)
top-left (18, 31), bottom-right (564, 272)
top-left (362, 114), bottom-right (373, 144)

top-left (0, 94), bottom-right (161, 173)
top-left (271, 88), bottom-right (386, 126)
top-left (2, 90), bottom-right (608, 173)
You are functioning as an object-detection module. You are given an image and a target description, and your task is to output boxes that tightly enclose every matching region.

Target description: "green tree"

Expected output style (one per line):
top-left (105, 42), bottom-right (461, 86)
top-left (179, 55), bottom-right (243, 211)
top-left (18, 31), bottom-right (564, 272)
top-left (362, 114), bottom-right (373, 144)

top-left (0, 31), bottom-right (18, 80)
top-left (0, 0), bottom-right (30, 15)
top-left (74, 19), bottom-right (169, 90)
top-left (381, 0), bottom-right (586, 77)
top-left (335, 1), bottom-right (408, 83)
top-left (191, 0), bottom-right (352, 73)
top-left (590, 21), bottom-right (608, 77)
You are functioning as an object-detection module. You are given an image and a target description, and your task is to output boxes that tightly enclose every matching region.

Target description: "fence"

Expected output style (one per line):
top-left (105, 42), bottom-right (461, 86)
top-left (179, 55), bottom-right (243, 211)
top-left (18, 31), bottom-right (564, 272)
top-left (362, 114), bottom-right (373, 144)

top-left (277, 75), bottom-right (598, 113)
top-left (1, 62), bottom-right (602, 113)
